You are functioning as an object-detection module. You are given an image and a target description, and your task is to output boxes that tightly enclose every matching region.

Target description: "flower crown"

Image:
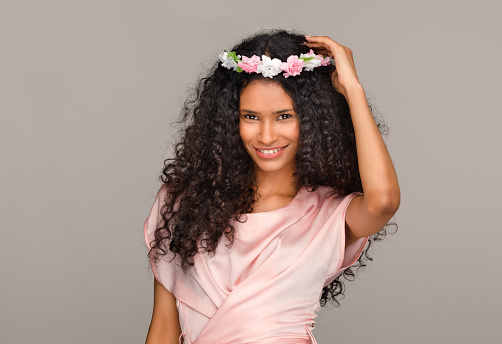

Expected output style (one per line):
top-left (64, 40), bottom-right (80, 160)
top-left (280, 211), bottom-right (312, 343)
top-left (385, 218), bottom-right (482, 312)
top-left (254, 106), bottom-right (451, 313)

top-left (219, 49), bottom-right (334, 78)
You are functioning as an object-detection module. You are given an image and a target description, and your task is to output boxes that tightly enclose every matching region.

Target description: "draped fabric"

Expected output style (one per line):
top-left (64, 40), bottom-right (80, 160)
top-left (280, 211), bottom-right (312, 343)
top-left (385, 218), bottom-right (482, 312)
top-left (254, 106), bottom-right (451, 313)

top-left (144, 184), bottom-right (369, 344)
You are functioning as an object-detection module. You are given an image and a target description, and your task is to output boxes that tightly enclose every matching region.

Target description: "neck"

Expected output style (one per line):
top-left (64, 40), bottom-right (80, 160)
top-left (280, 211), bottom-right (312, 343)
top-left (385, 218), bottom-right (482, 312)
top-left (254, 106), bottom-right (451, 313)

top-left (254, 164), bottom-right (299, 197)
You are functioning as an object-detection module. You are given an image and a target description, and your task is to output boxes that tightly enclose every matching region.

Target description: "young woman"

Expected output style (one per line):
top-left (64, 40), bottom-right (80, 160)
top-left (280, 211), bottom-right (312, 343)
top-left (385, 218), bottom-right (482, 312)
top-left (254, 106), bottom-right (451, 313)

top-left (144, 29), bottom-right (400, 344)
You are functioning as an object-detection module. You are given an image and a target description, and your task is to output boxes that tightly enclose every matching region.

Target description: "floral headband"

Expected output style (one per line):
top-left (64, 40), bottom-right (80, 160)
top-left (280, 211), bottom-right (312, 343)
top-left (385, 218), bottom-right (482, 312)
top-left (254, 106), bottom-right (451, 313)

top-left (219, 49), bottom-right (334, 78)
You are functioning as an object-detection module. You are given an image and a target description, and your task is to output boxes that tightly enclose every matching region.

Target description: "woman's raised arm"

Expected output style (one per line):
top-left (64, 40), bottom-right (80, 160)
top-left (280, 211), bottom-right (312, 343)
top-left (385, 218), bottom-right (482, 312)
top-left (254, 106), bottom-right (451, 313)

top-left (305, 35), bottom-right (400, 238)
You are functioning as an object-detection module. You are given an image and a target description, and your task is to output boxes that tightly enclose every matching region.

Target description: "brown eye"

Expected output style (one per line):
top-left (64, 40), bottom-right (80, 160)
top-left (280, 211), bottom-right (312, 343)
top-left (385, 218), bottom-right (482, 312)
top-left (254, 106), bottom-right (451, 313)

top-left (278, 114), bottom-right (292, 120)
top-left (243, 114), bottom-right (258, 120)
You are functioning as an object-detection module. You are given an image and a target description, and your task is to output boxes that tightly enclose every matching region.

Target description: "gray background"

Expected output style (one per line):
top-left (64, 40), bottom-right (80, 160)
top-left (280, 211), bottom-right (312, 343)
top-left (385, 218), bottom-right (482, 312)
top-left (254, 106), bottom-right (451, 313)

top-left (1, 0), bottom-right (500, 343)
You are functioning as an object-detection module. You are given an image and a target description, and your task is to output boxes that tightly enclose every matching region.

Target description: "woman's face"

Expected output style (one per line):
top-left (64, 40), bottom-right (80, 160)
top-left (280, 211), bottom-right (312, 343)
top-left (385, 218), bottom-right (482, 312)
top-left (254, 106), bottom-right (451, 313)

top-left (239, 80), bottom-right (300, 175)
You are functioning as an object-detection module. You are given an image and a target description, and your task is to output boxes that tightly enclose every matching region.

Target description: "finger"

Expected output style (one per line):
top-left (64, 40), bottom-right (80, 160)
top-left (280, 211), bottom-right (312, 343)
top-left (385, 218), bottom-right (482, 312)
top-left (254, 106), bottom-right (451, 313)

top-left (300, 44), bottom-right (332, 57)
top-left (304, 41), bottom-right (341, 56)
top-left (302, 44), bottom-right (333, 57)
top-left (305, 35), bottom-right (330, 42)
top-left (305, 35), bottom-right (338, 45)
top-left (302, 41), bottom-right (326, 47)
top-left (305, 36), bottom-right (346, 52)
top-left (302, 42), bottom-right (331, 52)
top-left (310, 48), bottom-right (332, 56)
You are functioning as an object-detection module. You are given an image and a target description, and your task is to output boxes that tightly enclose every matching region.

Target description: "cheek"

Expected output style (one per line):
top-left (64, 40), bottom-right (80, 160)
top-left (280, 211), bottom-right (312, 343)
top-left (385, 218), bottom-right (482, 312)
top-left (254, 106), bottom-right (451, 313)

top-left (284, 124), bottom-right (300, 142)
top-left (238, 121), bottom-right (244, 138)
top-left (239, 123), bottom-right (251, 143)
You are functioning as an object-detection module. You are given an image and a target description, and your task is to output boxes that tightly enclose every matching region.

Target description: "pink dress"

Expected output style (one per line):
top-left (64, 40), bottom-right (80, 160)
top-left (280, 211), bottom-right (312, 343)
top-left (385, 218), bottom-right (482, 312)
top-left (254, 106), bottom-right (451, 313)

top-left (144, 184), bottom-right (369, 344)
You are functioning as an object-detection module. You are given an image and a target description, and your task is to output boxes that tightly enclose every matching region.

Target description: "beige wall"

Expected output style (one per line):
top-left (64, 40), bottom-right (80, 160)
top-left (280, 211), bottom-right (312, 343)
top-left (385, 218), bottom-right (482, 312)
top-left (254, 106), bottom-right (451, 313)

top-left (1, 0), bottom-right (500, 343)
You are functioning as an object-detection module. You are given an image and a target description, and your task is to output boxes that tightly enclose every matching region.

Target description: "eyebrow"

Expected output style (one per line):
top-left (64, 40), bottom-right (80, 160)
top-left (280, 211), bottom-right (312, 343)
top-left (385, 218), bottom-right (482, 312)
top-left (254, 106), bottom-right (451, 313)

top-left (240, 108), bottom-right (294, 115)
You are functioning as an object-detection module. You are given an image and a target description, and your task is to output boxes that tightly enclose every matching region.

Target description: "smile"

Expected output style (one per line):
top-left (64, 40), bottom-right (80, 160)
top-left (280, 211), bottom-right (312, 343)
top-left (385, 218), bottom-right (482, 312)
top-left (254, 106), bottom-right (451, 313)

top-left (257, 146), bottom-right (286, 154)
top-left (253, 145), bottom-right (288, 159)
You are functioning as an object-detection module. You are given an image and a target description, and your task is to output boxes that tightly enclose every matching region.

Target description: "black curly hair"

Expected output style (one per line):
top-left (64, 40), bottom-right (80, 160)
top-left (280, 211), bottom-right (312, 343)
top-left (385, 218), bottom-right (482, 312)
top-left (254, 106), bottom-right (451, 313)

top-left (148, 28), bottom-right (398, 307)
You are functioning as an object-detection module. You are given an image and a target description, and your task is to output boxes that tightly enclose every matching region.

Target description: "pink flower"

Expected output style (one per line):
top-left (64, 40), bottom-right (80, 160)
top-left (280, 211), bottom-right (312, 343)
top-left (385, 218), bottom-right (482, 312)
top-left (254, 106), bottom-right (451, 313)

top-left (280, 55), bottom-right (304, 78)
top-left (320, 56), bottom-right (330, 66)
top-left (238, 55), bottom-right (261, 73)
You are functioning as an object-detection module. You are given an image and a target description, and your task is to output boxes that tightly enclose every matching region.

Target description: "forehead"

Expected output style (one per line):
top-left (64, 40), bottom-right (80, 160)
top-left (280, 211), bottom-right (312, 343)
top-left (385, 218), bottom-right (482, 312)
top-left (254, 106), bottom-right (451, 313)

top-left (239, 80), bottom-right (294, 112)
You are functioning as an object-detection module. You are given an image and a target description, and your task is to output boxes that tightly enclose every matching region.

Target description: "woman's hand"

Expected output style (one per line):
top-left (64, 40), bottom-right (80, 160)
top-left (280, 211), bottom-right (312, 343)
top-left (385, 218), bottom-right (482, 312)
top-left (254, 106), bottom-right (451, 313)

top-left (303, 35), bottom-right (362, 99)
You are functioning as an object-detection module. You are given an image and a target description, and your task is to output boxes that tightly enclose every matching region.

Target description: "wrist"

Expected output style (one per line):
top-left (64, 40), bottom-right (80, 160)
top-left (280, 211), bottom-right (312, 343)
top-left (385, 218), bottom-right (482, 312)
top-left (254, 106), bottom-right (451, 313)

top-left (344, 83), bottom-right (365, 99)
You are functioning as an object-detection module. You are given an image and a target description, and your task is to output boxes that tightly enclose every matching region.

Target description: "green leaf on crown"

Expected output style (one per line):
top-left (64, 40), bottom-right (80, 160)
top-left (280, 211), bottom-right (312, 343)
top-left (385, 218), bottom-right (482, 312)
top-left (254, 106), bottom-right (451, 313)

top-left (228, 51), bottom-right (240, 62)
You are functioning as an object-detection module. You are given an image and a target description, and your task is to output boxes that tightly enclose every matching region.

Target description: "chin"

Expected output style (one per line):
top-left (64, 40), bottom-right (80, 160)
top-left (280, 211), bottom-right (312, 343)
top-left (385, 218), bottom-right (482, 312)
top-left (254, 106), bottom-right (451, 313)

top-left (252, 160), bottom-right (294, 173)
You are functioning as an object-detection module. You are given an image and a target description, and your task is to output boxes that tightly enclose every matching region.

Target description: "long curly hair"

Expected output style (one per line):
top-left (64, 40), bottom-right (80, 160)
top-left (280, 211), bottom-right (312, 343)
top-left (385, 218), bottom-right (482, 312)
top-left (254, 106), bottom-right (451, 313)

top-left (148, 29), bottom-right (398, 307)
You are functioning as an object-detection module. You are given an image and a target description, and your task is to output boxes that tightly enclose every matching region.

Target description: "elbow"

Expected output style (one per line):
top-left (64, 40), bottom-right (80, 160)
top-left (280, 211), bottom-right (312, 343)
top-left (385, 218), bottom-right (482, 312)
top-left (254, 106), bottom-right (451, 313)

top-left (367, 188), bottom-right (400, 215)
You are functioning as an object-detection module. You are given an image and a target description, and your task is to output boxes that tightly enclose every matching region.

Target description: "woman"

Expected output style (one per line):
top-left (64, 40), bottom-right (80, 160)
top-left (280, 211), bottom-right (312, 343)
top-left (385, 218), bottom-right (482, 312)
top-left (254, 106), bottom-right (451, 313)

top-left (144, 29), bottom-right (400, 344)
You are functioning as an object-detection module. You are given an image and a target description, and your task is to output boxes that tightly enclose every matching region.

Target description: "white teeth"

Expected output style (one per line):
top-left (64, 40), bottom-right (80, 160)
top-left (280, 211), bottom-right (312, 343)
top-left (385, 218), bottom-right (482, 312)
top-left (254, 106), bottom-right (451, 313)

top-left (258, 147), bottom-right (284, 154)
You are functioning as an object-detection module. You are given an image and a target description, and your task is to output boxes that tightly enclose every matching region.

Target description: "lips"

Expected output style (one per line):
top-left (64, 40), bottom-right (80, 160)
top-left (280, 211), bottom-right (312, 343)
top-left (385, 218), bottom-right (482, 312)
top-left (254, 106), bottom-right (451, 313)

top-left (254, 145), bottom-right (287, 153)
top-left (254, 145), bottom-right (286, 150)
top-left (253, 145), bottom-right (288, 159)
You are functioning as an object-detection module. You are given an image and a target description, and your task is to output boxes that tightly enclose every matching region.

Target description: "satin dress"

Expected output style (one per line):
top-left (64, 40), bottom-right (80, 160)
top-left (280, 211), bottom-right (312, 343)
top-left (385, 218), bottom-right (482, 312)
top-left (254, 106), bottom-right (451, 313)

top-left (144, 184), bottom-right (369, 344)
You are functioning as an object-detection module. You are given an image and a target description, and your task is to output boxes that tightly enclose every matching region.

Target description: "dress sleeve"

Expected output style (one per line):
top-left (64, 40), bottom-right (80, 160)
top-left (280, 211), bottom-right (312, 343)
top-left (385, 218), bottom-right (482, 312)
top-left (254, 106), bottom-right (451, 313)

top-left (323, 191), bottom-right (369, 287)
top-left (143, 184), bottom-right (169, 286)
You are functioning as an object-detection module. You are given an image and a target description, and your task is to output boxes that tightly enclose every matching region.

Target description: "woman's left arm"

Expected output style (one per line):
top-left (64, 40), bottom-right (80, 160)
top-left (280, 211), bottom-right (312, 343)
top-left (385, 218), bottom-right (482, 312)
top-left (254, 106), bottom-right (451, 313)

top-left (305, 35), bottom-right (400, 238)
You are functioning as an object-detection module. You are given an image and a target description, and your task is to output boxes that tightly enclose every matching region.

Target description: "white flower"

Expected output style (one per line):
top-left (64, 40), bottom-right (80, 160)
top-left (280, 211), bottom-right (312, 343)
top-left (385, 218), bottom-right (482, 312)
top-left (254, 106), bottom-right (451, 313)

top-left (256, 55), bottom-right (282, 78)
top-left (219, 51), bottom-right (239, 71)
top-left (218, 51), bottom-right (229, 63)
top-left (300, 51), bottom-right (316, 59)
top-left (302, 57), bottom-right (322, 71)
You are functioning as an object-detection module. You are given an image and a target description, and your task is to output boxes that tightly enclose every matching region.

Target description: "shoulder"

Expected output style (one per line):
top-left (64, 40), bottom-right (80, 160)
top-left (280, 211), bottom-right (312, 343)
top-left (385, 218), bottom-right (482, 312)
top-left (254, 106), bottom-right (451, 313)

top-left (313, 185), bottom-right (357, 206)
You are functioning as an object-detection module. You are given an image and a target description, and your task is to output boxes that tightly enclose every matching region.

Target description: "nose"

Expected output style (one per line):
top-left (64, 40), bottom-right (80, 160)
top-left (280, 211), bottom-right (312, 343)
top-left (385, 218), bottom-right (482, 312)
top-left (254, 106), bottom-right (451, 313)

top-left (258, 120), bottom-right (278, 145)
